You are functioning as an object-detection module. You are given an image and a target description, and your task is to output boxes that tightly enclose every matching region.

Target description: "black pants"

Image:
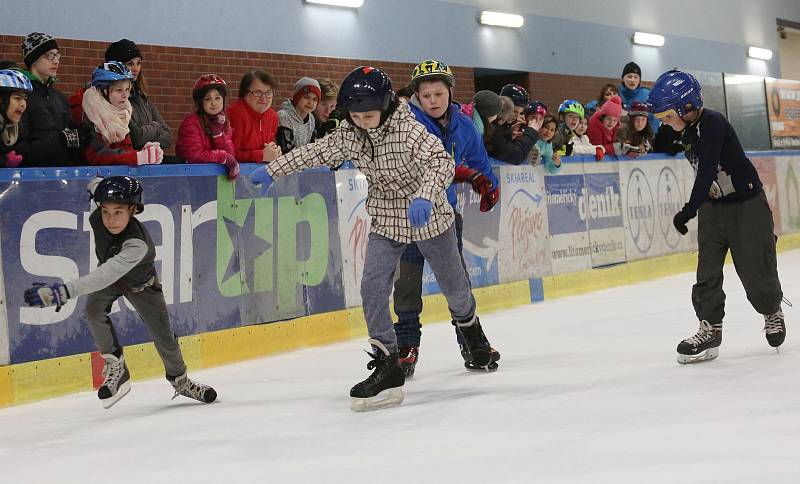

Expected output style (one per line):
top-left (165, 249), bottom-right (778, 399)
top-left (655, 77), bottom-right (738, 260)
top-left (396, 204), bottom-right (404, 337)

top-left (692, 191), bottom-right (783, 324)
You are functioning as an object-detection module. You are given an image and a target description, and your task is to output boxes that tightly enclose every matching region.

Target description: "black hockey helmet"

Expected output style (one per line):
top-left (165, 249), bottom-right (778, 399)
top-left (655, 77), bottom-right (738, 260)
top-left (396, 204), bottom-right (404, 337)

top-left (500, 83), bottom-right (529, 107)
top-left (93, 176), bottom-right (144, 214)
top-left (337, 66), bottom-right (395, 113)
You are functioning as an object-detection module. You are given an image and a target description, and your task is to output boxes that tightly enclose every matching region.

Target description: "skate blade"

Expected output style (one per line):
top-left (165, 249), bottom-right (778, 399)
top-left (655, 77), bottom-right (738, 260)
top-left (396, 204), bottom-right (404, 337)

top-left (677, 347), bottom-right (719, 365)
top-left (350, 387), bottom-right (404, 413)
top-left (101, 381), bottom-right (131, 409)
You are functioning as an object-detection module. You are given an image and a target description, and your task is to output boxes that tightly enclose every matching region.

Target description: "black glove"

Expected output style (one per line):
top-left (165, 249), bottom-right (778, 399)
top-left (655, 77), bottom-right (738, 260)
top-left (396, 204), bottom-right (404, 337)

top-left (673, 209), bottom-right (692, 235)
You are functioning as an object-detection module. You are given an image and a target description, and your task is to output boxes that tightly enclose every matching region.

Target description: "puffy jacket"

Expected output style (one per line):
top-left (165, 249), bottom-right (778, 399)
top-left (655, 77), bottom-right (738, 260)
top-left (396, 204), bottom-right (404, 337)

top-left (16, 73), bottom-right (77, 166)
top-left (408, 98), bottom-right (498, 207)
top-left (618, 83), bottom-right (659, 132)
top-left (175, 113), bottom-right (235, 164)
top-left (587, 111), bottom-right (619, 156)
top-left (485, 122), bottom-right (538, 165)
top-left (266, 102), bottom-right (454, 244)
top-left (227, 98), bottom-right (278, 162)
top-left (85, 132), bottom-right (138, 166)
top-left (128, 87), bottom-right (171, 150)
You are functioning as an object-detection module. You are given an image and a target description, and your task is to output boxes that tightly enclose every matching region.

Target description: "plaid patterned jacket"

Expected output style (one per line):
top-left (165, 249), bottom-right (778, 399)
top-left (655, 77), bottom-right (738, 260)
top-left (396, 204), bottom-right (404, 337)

top-left (267, 102), bottom-right (454, 243)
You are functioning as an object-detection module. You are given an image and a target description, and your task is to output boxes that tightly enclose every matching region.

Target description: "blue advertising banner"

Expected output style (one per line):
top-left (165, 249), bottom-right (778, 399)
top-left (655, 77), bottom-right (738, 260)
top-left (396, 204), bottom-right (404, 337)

top-left (1, 167), bottom-right (345, 364)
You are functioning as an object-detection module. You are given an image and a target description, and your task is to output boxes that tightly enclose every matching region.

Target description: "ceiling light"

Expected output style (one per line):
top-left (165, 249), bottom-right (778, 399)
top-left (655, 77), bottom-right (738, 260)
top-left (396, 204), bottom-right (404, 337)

top-left (632, 32), bottom-right (665, 47)
top-left (305, 0), bottom-right (363, 8)
top-left (479, 11), bottom-right (524, 28)
top-left (748, 46), bottom-right (773, 60)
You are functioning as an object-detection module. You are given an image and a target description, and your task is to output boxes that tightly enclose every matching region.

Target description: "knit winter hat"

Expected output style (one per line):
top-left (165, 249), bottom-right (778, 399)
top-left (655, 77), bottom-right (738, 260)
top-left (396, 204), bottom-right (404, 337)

top-left (105, 39), bottom-right (142, 63)
top-left (473, 90), bottom-right (501, 119)
top-left (292, 77), bottom-right (321, 106)
top-left (628, 101), bottom-right (649, 117)
top-left (622, 61), bottom-right (641, 78)
top-left (599, 95), bottom-right (623, 118)
top-left (22, 32), bottom-right (59, 68)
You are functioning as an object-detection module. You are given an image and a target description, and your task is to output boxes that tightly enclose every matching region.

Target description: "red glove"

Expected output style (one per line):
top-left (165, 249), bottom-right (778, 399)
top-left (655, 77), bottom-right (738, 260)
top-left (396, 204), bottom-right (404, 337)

top-left (480, 187), bottom-right (500, 212)
top-left (454, 165), bottom-right (492, 195)
top-left (223, 154), bottom-right (239, 180)
top-left (595, 146), bottom-right (605, 162)
top-left (454, 165), bottom-right (499, 212)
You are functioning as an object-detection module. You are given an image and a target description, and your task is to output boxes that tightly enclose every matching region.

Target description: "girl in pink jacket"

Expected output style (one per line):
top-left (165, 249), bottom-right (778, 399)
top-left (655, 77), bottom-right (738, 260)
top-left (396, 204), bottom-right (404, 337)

top-left (176, 74), bottom-right (238, 179)
top-left (587, 94), bottom-right (622, 156)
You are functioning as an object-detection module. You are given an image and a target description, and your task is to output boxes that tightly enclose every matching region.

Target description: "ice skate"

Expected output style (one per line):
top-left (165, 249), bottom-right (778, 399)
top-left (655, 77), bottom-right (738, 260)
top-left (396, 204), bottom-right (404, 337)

top-left (350, 339), bottom-right (404, 412)
top-left (98, 353), bottom-right (131, 409)
top-left (398, 346), bottom-right (419, 378)
top-left (764, 308), bottom-right (786, 350)
top-left (453, 316), bottom-right (499, 372)
top-left (169, 372), bottom-right (217, 403)
top-left (677, 320), bottom-right (722, 364)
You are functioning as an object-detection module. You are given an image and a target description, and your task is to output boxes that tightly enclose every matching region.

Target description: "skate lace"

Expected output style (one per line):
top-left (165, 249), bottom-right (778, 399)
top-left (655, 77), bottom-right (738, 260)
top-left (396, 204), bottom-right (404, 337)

top-left (685, 320), bottom-right (718, 346)
top-left (101, 359), bottom-right (124, 388)
top-left (171, 377), bottom-right (209, 401)
top-left (764, 311), bottom-right (785, 335)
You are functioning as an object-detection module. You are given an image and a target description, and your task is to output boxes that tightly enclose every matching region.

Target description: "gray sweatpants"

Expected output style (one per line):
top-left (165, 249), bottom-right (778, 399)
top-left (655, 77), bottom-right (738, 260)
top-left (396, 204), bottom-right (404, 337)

top-left (692, 191), bottom-right (783, 324)
top-left (361, 224), bottom-right (476, 352)
top-left (84, 281), bottom-right (187, 378)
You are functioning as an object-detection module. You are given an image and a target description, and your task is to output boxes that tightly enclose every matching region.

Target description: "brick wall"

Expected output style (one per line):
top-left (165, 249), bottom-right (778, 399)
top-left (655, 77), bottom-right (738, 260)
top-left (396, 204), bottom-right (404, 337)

top-left (2, 34), bottom-right (648, 148)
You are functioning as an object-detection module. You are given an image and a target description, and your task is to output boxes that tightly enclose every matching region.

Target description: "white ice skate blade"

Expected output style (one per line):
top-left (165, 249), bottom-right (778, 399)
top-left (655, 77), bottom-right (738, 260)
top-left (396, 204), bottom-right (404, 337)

top-left (101, 381), bottom-right (131, 409)
top-left (677, 347), bottom-right (719, 365)
top-left (350, 387), bottom-right (404, 413)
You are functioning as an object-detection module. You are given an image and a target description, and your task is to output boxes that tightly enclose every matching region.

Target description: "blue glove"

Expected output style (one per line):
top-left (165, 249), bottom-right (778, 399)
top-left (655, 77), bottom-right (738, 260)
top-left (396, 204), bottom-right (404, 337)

top-left (250, 168), bottom-right (274, 196)
top-left (24, 282), bottom-right (70, 312)
top-left (408, 198), bottom-right (433, 228)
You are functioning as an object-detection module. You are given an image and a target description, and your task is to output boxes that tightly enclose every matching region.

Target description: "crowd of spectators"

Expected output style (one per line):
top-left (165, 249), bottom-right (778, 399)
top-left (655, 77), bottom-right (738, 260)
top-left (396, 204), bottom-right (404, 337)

top-left (1, 32), bottom-right (678, 174)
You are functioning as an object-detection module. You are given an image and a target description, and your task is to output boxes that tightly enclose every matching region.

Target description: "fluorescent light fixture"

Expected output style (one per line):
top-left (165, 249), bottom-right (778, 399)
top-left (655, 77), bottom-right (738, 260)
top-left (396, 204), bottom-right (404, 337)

top-left (479, 11), bottom-right (524, 28)
top-left (305, 0), bottom-right (363, 7)
top-left (632, 32), bottom-right (665, 47)
top-left (724, 74), bottom-right (763, 85)
top-left (748, 46), bottom-right (773, 60)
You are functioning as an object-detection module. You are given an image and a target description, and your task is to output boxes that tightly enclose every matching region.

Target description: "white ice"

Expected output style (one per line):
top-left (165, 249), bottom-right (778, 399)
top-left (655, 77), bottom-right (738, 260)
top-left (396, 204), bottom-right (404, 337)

top-left (2, 250), bottom-right (800, 484)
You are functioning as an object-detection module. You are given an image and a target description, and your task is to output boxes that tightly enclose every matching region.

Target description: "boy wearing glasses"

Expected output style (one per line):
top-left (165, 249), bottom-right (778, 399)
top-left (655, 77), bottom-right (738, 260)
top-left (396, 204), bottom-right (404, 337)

top-left (228, 69), bottom-right (282, 163)
top-left (17, 32), bottom-right (89, 167)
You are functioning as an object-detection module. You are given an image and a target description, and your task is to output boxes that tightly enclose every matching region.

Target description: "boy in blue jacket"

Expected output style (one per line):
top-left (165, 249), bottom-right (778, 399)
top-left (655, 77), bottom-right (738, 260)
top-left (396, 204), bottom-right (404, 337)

top-left (397, 58), bottom-right (501, 376)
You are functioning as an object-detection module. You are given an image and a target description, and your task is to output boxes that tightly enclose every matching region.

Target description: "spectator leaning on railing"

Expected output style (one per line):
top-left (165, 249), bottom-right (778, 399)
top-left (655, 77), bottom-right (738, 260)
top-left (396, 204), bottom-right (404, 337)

top-left (16, 32), bottom-right (90, 167)
top-left (104, 39), bottom-right (172, 152)
top-left (176, 74), bottom-right (238, 180)
top-left (277, 77), bottom-right (320, 153)
top-left (227, 69), bottom-right (281, 163)
top-left (0, 68), bottom-right (33, 168)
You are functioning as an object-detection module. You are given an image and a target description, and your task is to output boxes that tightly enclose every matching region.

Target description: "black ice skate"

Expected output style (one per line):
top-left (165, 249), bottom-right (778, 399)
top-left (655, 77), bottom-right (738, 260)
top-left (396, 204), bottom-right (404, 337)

top-left (98, 353), bottom-right (131, 409)
top-left (764, 308), bottom-right (786, 349)
top-left (169, 372), bottom-right (217, 403)
top-left (453, 316), bottom-right (499, 372)
top-left (350, 339), bottom-right (404, 412)
top-left (677, 320), bottom-right (722, 364)
top-left (398, 346), bottom-right (419, 378)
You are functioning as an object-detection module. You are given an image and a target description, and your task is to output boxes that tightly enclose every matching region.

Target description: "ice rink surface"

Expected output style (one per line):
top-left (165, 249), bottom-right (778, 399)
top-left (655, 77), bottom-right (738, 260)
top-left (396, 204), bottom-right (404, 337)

top-left (1, 250), bottom-right (799, 484)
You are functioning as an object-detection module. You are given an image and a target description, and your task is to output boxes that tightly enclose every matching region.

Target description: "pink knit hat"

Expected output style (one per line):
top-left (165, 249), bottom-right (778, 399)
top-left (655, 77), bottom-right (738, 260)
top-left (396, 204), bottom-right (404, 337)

top-left (599, 94), bottom-right (623, 118)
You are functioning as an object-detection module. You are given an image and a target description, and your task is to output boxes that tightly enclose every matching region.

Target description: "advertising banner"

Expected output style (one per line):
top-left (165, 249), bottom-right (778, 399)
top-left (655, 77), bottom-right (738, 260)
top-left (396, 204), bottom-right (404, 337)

top-left (766, 78), bottom-right (800, 148)
top-left (496, 165), bottom-right (551, 282)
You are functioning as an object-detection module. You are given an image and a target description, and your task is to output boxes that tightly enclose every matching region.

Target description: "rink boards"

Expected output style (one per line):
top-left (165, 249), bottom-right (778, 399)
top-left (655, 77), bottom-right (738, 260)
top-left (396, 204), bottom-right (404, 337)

top-left (1, 152), bottom-right (800, 406)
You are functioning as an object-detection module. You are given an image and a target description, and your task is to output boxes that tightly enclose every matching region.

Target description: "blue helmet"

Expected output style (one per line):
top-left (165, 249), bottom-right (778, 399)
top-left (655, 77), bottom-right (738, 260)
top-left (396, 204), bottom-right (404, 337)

top-left (337, 66), bottom-right (395, 113)
top-left (91, 61), bottom-right (134, 88)
top-left (0, 69), bottom-right (33, 93)
top-left (647, 69), bottom-right (702, 117)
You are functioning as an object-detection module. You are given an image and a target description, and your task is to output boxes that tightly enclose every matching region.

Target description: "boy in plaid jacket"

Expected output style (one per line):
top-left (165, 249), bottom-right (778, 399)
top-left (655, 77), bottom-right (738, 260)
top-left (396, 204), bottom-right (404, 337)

top-left (251, 66), bottom-right (498, 412)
